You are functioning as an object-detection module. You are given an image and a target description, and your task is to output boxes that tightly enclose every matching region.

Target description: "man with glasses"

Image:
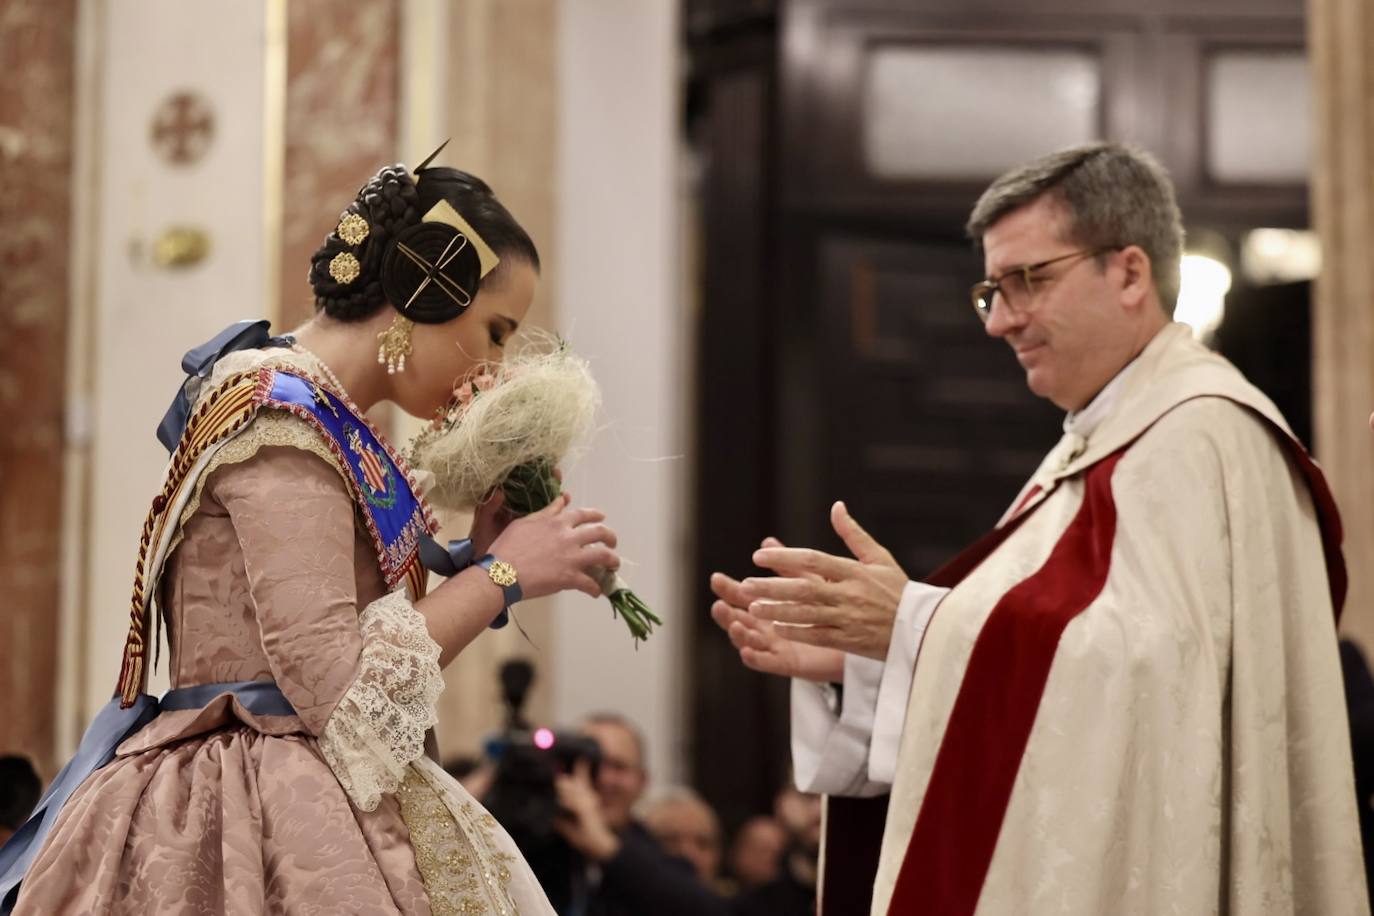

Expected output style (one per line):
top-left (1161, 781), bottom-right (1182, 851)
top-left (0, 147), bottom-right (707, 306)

top-left (710, 142), bottom-right (1368, 914)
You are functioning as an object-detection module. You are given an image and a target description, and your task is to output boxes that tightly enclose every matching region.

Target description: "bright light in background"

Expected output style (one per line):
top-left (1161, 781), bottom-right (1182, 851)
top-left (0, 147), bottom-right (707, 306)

top-left (1241, 228), bottom-right (1321, 284)
top-left (533, 728), bottom-right (556, 750)
top-left (1175, 254), bottom-right (1233, 341)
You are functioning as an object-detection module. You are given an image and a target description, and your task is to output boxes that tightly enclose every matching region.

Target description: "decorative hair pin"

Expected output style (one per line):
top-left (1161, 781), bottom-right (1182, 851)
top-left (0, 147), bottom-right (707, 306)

top-left (384, 198), bottom-right (503, 319)
top-left (395, 234), bottom-right (474, 311)
top-left (329, 251), bottom-right (361, 284)
top-left (420, 199), bottom-right (500, 279)
top-left (329, 212), bottom-right (370, 285)
top-left (414, 139), bottom-right (449, 172)
top-left (336, 212), bottom-right (369, 246)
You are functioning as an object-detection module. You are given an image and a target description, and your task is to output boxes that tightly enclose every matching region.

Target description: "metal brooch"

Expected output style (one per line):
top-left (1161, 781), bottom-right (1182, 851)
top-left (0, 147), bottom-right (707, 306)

top-left (336, 212), bottom-right (370, 246)
top-left (329, 251), bottom-right (361, 285)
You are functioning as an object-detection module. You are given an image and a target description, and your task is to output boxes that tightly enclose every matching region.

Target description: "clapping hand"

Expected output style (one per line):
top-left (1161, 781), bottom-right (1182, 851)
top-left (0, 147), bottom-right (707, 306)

top-left (710, 545), bottom-right (845, 683)
top-left (722, 502), bottom-right (907, 666)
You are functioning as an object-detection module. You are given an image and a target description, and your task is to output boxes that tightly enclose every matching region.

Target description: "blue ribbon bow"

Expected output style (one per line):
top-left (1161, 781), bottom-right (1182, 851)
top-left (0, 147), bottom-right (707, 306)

top-left (156, 320), bottom-right (294, 453)
top-left (419, 535), bottom-right (510, 629)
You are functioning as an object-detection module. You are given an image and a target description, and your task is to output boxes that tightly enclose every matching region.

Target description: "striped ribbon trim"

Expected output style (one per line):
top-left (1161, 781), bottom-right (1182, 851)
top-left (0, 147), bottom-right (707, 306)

top-left (118, 371), bottom-right (262, 706)
top-left (117, 368), bottom-right (431, 706)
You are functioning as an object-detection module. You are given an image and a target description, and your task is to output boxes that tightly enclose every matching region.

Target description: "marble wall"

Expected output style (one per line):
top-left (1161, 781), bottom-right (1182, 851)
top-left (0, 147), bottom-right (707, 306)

top-left (74, 0), bottom-right (282, 726)
top-left (0, 0), bottom-right (76, 774)
top-left (1310, 0), bottom-right (1374, 652)
top-left (552, 0), bottom-right (688, 786)
top-left (279, 0), bottom-right (401, 330)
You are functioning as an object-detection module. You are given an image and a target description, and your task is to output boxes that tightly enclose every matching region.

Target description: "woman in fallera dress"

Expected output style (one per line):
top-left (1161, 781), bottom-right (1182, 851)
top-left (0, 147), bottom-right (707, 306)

top-left (0, 149), bottom-right (619, 915)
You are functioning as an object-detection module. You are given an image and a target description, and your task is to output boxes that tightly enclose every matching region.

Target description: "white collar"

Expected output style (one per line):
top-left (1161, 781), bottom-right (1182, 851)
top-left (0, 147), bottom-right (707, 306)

top-left (1064, 358), bottom-right (1137, 440)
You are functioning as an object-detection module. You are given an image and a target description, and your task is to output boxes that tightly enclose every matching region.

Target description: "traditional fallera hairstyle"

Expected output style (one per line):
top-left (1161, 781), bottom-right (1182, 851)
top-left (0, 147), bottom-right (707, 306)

top-left (965, 142), bottom-right (1186, 308)
top-left (309, 143), bottom-right (540, 325)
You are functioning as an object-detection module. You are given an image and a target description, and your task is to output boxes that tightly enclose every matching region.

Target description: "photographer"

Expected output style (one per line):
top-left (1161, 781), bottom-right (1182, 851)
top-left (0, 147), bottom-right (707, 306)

top-left (553, 714), bottom-right (727, 916)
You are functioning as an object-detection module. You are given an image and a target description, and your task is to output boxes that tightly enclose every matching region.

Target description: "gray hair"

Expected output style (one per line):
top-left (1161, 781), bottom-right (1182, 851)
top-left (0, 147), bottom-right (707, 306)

top-left (965, 142), bottom-right (1185, 308)
top-left (580, 711), bottom-right (647, 766)
top-left (641, 785), bottom-right (722, 838)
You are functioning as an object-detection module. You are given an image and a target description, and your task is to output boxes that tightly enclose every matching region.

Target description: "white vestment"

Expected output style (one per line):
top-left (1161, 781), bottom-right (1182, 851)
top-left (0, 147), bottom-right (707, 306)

top-left (795, 324), bottom-right (1369, 915)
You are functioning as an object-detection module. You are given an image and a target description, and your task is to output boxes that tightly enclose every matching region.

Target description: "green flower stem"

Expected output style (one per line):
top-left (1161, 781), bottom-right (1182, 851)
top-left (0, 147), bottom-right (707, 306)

top-left (501, 460), bottom-right (660, 644)
top-left (607, 587), bottom-right (664, 646)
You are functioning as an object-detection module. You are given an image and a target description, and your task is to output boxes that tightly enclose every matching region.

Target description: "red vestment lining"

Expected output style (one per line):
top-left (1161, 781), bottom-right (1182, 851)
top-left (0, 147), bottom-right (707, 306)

top-left (878, 404), bottom-right (1345, 915)
top-left (886, 450), bottom-right (1126, 915)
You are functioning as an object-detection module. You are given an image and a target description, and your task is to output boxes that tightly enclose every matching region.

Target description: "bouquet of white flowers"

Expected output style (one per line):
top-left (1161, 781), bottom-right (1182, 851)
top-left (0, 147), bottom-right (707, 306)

top-left (407, 339), bottom-right (661, 642)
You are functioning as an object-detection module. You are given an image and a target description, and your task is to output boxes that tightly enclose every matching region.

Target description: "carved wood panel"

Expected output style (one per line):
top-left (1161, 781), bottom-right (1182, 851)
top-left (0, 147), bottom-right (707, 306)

top-left (687, 0), bottom-right (1306, 833)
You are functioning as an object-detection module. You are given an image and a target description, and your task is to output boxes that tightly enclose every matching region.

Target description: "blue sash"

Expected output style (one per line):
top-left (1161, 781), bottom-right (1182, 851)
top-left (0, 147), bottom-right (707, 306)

top-left (150, 321), bottom-right (457, 604)
top-left (258, 369), bottom-right (432, 592)
top-left (267, 372), bottom-right (507, 625)
top-left (0, 681), bottom-right (295, 914)
top-left (151, 321), bottom-right (432, 596)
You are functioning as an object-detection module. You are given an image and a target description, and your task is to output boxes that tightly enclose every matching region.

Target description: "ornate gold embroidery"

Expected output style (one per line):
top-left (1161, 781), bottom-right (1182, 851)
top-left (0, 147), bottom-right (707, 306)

top-left (397, 764), bottom-right (520, 916)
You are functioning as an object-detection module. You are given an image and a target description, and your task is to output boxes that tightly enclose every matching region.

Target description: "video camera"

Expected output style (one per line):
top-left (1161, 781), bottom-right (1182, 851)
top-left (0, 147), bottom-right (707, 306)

top-left (483, 660), bottom-right (602, 910)
top-left (483, 659), bottom-right (601, 839)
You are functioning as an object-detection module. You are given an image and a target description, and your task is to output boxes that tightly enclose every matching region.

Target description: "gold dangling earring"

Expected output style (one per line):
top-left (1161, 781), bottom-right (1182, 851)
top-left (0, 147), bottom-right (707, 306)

top-left (377, 314), bottom-right (414, 374)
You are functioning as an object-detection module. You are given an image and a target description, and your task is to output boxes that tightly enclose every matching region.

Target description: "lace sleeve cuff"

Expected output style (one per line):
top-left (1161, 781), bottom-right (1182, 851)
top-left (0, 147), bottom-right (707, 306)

top-left (319, 590), bottom-right (443, 811)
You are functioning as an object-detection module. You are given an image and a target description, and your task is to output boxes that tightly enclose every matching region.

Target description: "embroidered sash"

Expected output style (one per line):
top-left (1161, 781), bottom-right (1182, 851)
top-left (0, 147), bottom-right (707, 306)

top-left (116, 367), bottom-right (437, 706)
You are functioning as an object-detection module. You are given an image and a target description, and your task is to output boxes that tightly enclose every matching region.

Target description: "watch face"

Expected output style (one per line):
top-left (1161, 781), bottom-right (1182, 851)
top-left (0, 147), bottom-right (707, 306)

top-left (488, 560), bottom-right (519, 588)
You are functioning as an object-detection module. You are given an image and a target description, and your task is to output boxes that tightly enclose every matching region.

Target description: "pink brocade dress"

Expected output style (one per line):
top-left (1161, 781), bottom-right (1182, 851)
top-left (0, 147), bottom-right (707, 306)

top-left (13, 351), bottom-right (554, 915)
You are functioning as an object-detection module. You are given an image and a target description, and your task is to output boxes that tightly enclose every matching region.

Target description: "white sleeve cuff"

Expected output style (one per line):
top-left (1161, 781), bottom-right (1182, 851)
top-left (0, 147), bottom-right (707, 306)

top-left (790, 650), bottom-right (888, 797)
top-left (790, 580), bottom-right (950, 796)
top-left (868, 580), bottom-right (948, 786)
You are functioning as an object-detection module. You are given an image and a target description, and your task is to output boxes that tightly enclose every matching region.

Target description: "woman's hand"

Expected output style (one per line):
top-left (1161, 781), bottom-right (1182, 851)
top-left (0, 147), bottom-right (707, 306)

top-left (487, 493), bottom-right (620, 601)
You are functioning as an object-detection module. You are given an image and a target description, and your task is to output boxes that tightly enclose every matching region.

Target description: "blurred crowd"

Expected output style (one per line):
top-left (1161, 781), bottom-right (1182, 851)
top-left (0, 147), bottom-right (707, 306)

top-left (445, 712), bottom-right (820, 916)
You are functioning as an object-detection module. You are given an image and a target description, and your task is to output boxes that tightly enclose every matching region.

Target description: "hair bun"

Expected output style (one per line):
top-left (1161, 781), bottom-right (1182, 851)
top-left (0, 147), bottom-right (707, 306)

top-left (381, 221), bottom-right (482, 324)
top-left (310, 164), bottom-right (421, 321)
top-left (308, 158), bottom-right (538, 323)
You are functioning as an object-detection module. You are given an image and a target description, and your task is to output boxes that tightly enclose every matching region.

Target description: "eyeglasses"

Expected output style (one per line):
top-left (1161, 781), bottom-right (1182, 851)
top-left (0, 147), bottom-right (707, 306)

top-left (969, 247), bottom-right (1121, 323)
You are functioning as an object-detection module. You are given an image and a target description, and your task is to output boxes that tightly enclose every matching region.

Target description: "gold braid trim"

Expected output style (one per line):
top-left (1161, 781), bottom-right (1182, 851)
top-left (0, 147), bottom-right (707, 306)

top-left (162, 410), bottom-right (352, 565)
top-left (118, 370), bottom-right (260, 705)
